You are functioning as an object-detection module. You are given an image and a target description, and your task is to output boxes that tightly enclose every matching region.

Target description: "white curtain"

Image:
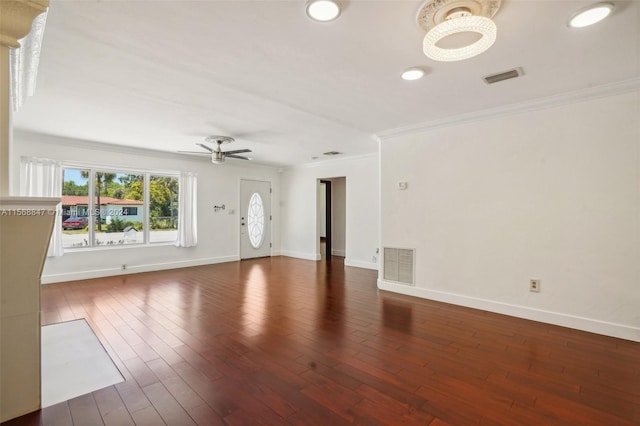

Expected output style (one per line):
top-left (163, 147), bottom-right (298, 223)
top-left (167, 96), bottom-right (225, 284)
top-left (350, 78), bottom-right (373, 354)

top-left (176, 172), bottom-right (198, 248)
top-left (20, 156), bottom-right (63, 257)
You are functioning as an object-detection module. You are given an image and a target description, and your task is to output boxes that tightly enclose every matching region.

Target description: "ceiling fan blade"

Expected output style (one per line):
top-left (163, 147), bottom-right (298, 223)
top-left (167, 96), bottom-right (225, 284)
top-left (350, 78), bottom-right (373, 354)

top-left (223, 149), bottom-right (252, 155)
top-left (197, 143), bottom-right (214, 152)
top-left (226, 154), bottom-right (250, 160)
top-left (178, 150), bottom-right (210, 155)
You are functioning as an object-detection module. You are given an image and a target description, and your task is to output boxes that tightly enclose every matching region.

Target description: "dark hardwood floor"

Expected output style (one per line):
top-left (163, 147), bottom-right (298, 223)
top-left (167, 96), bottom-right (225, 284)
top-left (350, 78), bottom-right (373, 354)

top-left (3, 256), bottom-right (639, 425)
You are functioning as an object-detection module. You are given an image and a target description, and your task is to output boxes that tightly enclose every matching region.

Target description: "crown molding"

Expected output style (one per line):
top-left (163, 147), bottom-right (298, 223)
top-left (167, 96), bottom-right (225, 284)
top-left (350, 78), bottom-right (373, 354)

top-left (286, 150), bottom-right (378, 171)
top-left (14, 129), bottom-right (187, 160)
top-left (285, 134), bottom-right (380, 171)
top-left (13, 129), bottom-right (282, 173)
top-left (377, 78), bottom-right (640, 141)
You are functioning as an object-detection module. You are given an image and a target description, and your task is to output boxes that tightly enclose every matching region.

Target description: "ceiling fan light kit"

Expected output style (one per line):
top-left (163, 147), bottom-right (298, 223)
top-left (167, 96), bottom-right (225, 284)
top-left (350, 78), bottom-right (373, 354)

top-left (179, 136), bottom-right (252, 165)
top-left (417, 0), bottom-right (501, 62)
top-left (212, 151), bottom-right (225, 164)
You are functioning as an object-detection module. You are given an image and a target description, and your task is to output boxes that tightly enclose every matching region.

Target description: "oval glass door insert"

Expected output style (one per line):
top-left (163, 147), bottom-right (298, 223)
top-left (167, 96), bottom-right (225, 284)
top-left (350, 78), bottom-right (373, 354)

top-left (247, 192), bottom-right (265, 248)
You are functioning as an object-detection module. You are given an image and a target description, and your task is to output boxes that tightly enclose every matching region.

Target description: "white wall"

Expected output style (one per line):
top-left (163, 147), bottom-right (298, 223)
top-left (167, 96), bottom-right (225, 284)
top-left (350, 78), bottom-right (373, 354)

top-left (281, 154), bottom-right (379, 269)
top-left (379, 90), bottom-right (640, 342)
top-left (12, 131), bottom-right (281, 283)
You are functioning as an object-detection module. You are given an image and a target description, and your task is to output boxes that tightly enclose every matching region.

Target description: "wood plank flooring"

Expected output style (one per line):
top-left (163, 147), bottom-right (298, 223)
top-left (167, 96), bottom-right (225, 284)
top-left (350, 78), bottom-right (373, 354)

top-left (3, 256), bottom-right (639, 425)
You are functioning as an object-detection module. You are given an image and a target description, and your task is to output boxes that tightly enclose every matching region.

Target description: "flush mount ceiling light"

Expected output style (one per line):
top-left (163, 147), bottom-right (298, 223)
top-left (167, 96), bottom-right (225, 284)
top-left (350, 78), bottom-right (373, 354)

top-left (568, 2), bottom-right (614, 28)
top-left (417, 0), bottom-right (501, 62)
top-left (306, 0), bottom-right (341, 22)
top-left (401, 67), bottom-right (425, 81)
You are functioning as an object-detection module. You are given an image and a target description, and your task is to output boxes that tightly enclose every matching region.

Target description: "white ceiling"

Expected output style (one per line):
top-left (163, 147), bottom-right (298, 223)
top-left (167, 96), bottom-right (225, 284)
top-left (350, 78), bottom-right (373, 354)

top-left (13, 0), bottom-right (640, 166)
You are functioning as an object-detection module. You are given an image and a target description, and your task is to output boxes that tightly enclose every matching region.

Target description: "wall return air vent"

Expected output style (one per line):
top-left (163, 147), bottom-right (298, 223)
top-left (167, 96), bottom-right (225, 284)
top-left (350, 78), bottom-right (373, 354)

top-left (383, 247), bottom-right (415, 285)
top-left (483, 67), bottom-right (524, 84)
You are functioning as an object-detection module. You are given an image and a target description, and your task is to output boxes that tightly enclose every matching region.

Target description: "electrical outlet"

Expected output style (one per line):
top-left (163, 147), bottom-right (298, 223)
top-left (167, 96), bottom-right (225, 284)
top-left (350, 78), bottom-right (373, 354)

top-left (122, 264), bottom-right (127, 271)
top-left (530, 279), bottom-right (540, 292)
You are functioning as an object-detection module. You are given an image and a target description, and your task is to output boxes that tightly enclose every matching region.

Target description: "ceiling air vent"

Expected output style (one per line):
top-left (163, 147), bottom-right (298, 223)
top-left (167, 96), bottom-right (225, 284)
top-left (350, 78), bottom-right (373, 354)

top-left (323, 151), bottom-right (342, 156)
top-left (483, 67), bottom-right (524, 84)
top-left (383, 247), bottom-right (415, 285)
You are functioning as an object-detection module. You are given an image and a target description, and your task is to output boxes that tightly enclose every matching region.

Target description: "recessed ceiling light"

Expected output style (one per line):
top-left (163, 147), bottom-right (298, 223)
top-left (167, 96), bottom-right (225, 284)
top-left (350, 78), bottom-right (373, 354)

top-left (401, 68), bottom-right (425, 81)
top-left (568, 2), bottom-right (614, 28)
top-left (306, 0), bottom-right (341, 22)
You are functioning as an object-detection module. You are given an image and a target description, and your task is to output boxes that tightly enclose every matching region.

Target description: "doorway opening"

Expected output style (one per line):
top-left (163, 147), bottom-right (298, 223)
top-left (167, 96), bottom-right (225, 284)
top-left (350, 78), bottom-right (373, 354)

top-left (318, 177), bottom-right (346, 261)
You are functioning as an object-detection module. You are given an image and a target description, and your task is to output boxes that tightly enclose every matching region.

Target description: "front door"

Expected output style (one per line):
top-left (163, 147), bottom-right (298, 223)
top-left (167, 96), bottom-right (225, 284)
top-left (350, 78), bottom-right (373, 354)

top-left (240, 179), bottom-right (271, 259)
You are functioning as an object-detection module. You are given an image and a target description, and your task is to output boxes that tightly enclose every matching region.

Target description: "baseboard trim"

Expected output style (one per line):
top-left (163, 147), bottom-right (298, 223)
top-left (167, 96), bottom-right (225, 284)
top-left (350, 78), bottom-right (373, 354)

top-left (345, 258), bottom-right (378, 270)
top-left (280, 251), bottom-right (321, 261)
top-left (41, 256), bottom-right (239, 284)
top-left (331, 249), bottom-right (346, 257)
top-left (377, 280), bottom-right (640, 343)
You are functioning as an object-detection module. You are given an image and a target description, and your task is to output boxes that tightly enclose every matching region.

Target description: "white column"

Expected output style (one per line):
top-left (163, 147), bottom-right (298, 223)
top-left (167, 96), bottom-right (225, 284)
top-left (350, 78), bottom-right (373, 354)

top-left (0, 0), bottom-right (48, 196)
top-left (0, 1), bottom-right (50, 422)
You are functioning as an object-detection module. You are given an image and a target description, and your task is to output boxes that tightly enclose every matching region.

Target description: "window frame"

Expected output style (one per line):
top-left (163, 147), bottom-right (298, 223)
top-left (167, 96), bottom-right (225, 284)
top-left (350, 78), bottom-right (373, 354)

top-left (61, 163), bottom-right (179, 252)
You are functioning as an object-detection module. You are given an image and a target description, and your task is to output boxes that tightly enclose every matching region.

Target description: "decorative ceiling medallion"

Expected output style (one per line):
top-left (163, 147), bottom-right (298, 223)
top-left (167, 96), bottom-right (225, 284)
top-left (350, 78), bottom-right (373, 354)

top-left (204, 135), bottom-right (234, 144)
top-left (416, 0), bottom-right (501, 32)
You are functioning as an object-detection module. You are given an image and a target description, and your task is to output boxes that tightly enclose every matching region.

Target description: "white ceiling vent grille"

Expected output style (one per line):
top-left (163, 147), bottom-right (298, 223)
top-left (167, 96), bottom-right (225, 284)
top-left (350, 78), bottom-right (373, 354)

top-left (483, 67), bottom-right (524, 84)
top-left (383, 247), bottom-right (415, 285)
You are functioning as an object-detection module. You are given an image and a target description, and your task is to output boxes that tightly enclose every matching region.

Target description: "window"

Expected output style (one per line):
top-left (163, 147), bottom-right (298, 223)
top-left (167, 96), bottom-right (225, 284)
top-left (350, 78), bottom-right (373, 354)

top-left (62, 168), bottom-right (89, 248)
top-left (149, 176), bottom-right (179, 243)
top-left (61, 167), bottom-right (179, 249)
top-left (93, 172), bottom-right (143, 246)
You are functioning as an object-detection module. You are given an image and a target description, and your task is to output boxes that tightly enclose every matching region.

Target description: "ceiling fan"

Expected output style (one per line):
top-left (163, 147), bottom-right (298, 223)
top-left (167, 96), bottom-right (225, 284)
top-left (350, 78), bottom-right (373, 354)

top-left (180, 136), bottom-right (252, 164)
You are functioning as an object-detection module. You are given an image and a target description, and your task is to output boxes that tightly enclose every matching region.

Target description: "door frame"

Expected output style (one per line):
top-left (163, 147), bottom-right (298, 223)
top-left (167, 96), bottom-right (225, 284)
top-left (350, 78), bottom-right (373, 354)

top-left (320, 180), bottom-right (332, 260)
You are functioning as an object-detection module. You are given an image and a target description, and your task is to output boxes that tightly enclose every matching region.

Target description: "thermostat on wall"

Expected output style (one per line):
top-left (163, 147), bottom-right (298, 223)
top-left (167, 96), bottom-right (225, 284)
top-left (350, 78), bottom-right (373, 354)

top-left (398, 182), bottom-right (408, 190)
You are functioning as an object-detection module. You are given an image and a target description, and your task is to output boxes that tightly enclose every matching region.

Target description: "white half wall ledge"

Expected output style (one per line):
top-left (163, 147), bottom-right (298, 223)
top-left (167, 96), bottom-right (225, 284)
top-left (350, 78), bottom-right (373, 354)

top-left (377, 279), bottom-right (640, 343)
top-left (345, 258), bottom-right (378, 271)
top-left (280, 251), bottom-right (322, 261)
top-left (41, 255), bottom-right (240, 284)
